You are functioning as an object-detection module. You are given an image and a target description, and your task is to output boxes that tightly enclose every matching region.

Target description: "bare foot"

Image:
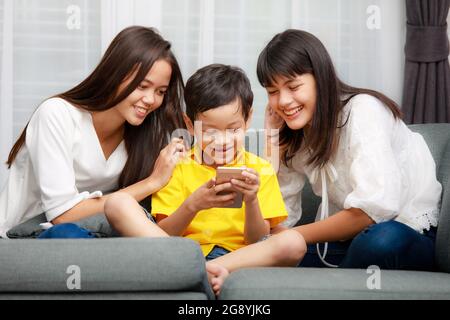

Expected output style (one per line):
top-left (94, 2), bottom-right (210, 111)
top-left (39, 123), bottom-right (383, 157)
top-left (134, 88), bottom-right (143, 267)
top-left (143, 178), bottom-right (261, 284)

top-left (206, 262), bottom-right (229, 296)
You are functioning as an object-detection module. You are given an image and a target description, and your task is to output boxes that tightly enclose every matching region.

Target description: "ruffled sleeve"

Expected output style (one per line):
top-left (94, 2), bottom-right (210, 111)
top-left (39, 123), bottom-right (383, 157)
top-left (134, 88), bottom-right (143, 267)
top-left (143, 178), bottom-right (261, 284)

top-left (343, 94), bottom-right (402, 223)
top-left (25, 98), bottom-right (101, 222)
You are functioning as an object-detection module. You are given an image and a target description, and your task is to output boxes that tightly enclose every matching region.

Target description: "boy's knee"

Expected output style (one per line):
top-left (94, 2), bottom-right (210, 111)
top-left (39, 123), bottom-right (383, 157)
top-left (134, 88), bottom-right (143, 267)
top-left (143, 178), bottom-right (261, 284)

top-left (272, 230), bottom-right (306, 265)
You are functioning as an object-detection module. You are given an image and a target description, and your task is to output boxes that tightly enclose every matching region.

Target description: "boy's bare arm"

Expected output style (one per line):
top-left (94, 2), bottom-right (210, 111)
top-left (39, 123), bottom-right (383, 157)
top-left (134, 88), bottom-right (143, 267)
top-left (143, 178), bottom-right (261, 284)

top-left (155, 200), bottom-right (198, 236)
top-left (230, 168), bottom-right (270, 244)
top-left (243, 198), bottom-right (270, 244)
top-left (156, 179), bottom-right (236, 236)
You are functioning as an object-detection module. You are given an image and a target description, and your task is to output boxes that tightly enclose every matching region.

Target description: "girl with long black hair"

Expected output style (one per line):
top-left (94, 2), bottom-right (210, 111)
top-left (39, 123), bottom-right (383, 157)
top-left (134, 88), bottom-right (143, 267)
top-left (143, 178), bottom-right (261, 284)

top-left (259, 29), bottom-right (441, 270)
top-left (0, 26), bottom-right (186, 238)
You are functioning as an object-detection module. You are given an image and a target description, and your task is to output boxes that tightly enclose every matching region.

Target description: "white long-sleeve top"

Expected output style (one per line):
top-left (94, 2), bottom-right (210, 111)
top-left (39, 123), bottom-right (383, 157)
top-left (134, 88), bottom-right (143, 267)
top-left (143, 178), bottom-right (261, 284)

top-left (0, 98), bottom-right (127, 238)
top-left (279, 94), bottom-right (442, 234)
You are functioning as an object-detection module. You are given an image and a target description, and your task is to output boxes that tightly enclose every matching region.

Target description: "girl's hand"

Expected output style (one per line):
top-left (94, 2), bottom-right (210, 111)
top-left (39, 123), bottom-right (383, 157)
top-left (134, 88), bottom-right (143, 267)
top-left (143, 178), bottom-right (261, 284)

top-left (264, 104), bottom-right (284, 131)
top-left (187, 179), bottom-right (237, 213)
top-left (230, 168), bottom-right (260, 203)
top-left (264, 104), bottom-right (284, 148)
top-left (149, 138), bottom-right (186, 189)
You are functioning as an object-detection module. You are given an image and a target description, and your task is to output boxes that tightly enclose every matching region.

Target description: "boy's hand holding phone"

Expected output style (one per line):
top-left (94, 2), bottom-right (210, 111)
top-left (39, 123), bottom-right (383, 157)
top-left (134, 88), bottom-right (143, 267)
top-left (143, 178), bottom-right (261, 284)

top-left (186, 167), bottom-right (260, 212)
top-left (229, 168), bottom-right (260, 203)
top-left (186, 178), bottom-right (237, 213)
top-left (214, 166), bottom-right (260, 207)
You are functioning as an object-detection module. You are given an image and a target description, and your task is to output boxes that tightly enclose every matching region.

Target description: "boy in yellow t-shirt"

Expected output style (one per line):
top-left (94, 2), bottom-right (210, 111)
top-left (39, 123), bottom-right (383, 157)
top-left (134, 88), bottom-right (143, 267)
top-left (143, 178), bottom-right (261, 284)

top-left (152, 148), bottom-right (287, 257)
top-left (104, 64), bottom-right (306, 296)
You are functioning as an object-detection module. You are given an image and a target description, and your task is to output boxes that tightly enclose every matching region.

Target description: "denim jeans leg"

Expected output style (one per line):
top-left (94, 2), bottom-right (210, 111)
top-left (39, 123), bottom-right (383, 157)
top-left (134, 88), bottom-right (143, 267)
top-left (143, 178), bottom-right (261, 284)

top-left (205, 246), bottom-right (231, 261)
top-left (339, 220), bottom-right (436, 270)
top-left (38, 223), bottom-right (97, 239)
top-left (298, 240), bottom-right (351, 267)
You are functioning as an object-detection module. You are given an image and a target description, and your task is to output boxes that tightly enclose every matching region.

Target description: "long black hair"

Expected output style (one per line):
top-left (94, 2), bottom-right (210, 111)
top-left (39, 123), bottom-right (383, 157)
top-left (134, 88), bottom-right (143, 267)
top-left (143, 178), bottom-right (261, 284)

top-left (7, 26), bottom-right (186, 191)
top-left (257, 29), bottom-right (401, 168)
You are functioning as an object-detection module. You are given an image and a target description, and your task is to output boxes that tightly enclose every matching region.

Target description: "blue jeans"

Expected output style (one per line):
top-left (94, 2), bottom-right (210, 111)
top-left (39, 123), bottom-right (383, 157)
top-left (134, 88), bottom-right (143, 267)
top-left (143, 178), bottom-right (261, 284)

top-left (38, 223), bottom-right (97, 239)
top-left (299, 220), bottom-right (437, 271)
top-left (205, 246), bottom-right (230, 261)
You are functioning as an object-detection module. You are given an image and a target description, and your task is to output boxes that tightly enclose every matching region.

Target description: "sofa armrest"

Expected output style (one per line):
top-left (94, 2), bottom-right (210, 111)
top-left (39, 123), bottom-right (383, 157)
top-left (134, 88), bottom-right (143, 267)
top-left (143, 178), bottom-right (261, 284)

top-left (0, 237), bottom-right (214, 299)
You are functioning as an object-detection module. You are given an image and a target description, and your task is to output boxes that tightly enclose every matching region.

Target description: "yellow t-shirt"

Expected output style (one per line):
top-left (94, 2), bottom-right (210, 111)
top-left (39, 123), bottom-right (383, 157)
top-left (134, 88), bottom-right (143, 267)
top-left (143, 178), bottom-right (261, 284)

top-left (151, 148), bottom-right (288, 256)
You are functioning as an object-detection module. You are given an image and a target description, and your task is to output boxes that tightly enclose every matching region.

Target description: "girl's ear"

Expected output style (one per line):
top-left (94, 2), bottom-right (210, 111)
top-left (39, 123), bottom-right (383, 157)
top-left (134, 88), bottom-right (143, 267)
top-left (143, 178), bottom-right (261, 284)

top-left (183, 113), bottom-right (194, 135)
top-left (245, 108), bottom-right (253, 131)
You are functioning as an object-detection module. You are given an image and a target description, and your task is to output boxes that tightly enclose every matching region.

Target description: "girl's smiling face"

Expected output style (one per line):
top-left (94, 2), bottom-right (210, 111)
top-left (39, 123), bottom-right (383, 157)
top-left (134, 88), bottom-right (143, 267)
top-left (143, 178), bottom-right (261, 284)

top-left (265, 73), bottom-right (317, 130)
top-left (114, 59), bottom-right (172, 126)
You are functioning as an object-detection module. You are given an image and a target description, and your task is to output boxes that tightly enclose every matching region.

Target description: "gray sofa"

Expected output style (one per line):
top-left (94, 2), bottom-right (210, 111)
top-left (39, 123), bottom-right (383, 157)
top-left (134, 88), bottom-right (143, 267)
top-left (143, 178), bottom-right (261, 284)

top-left (1, 123), bottom-right (449, 300)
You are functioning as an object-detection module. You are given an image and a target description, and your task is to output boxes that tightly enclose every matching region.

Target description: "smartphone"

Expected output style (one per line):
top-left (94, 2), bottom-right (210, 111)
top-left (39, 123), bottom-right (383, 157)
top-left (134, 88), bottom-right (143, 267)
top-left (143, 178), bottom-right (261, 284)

top-left (215, 166), bottom-right (246, 208)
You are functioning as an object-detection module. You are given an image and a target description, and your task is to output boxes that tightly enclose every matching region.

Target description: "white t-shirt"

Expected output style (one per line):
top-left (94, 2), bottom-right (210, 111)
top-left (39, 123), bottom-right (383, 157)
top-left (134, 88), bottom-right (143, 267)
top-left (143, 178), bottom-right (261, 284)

top-left (0, 98), bottom-right (127, 238)
top-left (279, 94), bottom-right (442, 233)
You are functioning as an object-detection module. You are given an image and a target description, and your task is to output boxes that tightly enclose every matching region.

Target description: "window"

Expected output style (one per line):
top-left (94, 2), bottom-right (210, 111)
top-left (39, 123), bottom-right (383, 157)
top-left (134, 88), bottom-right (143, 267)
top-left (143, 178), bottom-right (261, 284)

top-left (0, 0), bottom-right (101, 187)
top-left (161, 0), bottom-right (201, 82)
top-left (213, 0), bottom-right (292, 129)
top-left (0, 1), bottom-right (3, 81)
top-left (12, 0), bottom-right (101, 137)
top-left (0, 0), bottom-right (416, 187)
top-left (160, 0), bottom-right (405, 129)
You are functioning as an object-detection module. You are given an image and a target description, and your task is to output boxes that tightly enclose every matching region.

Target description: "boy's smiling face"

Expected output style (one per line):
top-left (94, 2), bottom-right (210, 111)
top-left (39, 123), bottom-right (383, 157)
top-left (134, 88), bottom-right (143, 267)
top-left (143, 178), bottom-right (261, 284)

top-left (189, 99), bottom-right (252, 167)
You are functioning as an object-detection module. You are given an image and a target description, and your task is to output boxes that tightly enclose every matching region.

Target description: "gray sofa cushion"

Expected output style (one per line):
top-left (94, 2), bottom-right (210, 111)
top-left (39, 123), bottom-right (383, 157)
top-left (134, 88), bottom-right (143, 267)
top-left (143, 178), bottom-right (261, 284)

top-left (219, 268), bottom-right (450, 300)
top-left (0, 237), bottom-right (214, 299)
top-left (409, 124), bottom-right (450, 273)
top-left (6, 213), bottom-right (116, 239)
top-left (0, 292), bottom-right (207, 300)
top-left (5, 213), bottom-right (47, 239)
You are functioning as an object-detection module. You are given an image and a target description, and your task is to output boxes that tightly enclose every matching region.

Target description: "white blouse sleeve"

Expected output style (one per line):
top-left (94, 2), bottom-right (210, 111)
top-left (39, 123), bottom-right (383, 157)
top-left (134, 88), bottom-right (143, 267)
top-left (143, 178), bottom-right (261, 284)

top-left (343, 95), bottom-right (402, 223)
top-left (25, 99), bottom-right (100, 222)
top-left (277, 160), bottom-right (306, 227)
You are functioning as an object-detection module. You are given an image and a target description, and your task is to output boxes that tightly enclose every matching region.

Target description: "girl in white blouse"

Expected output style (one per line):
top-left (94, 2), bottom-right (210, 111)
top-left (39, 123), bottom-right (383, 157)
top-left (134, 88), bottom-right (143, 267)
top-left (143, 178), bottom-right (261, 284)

top-left (0, 26), bottom-right (186, 238)
top-left (257, 29), bottom-right (442, 270)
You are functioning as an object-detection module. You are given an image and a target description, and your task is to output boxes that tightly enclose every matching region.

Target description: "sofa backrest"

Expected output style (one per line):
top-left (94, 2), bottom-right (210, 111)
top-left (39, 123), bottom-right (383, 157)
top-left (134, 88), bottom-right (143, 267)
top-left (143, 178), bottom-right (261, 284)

top-left (297, 181), bottom-right (321, 225)
top-left (409, 124), bottom-right (450, 273)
